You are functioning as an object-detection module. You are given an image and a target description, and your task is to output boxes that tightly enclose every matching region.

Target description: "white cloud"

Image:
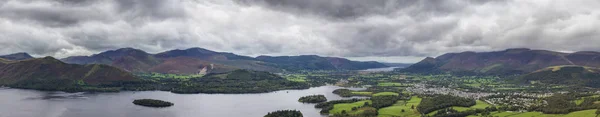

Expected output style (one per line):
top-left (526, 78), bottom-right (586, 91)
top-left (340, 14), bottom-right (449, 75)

top-left (0, 0), bottom-right (599, 63)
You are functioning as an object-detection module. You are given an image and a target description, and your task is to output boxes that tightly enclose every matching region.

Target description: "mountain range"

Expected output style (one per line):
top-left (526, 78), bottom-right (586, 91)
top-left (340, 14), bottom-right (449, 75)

top-left (400, 48), bottom-right (600, 75)
top-left (0, 53), bottom-right (33, 61)
top-left (58, 47), bottom-right (388, 74)
top-left (519, 65), bottom-right (600, 87)
top-left (0, 57), bottom-right (137, 91)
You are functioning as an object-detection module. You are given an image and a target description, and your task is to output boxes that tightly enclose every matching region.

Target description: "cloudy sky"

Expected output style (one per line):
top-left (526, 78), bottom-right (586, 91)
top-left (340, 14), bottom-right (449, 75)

top-left (0, 0), bottom-right (599, 63)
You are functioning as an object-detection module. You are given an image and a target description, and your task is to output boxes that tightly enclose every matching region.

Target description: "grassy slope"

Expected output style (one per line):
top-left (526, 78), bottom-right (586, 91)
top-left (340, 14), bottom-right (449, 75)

top-left (468, 109), bottom-right (596, 117)
top-left (352, 91), bottom-right (373, 96)
top-left (329, 100), bottom-right (373, 114)
top-left (378, 96), bottom-right (422, 117)
top-left (373, 92), bottom-right (399, 97)
top-left (427, 100), bottom-right (492, 116)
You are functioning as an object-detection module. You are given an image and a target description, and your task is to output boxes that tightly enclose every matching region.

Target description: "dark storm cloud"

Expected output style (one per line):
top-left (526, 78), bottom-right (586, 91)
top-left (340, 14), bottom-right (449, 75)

top-left (238, 0), bottom-right (495, 20)
top-left (0, 0), bottom-right (599, 63)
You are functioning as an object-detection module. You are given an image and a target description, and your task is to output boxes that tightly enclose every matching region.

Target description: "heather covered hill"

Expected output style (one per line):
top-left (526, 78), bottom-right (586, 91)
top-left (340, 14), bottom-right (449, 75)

top-left (0, 58), bottom-right (11, 64)
top-left (0, 52), bottom-right (34, 60)
top-left (519, 66), bottom-right (600, 87)
top-left (155, 47), bottom-right (256, 61)
top-left (61, 47), bottom-right (389, 74)
top-left (61, 48), bottom-right (161, 72)
top-left (154, 48), bottom-right (281, 72)
top-left (148, 57), bottom-right (237, 74)
top-left (0, 57), bottom-right (138, 91)
top-left (256, 55), bottom-right (388, 71)
top-left (400, 48), bottom-right (600, 75)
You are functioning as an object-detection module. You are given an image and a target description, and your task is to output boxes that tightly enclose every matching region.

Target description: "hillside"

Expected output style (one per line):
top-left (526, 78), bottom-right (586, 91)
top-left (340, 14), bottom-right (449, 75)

top-left (0, 53), bottom-right (34, 60)
top-left (62, 47), bottom-right (388, 74)
top-left (256, 55), bottom-right (388, 71)
top-left (0, 58), bottom-right (11, 64)
top-left (171, 69), bottom-right (310, 93)
top-left (519, 66), bottom-right (600, 87)
top-left (400, 48), bottom-right (600, 75)
top-left (154, 48), bottom-right (281, 72)
top-left (0, 57), bottom-right (138, 91)
top-left (61, 48), bottom-right (161, 72)
top-left (147, 57), bottom-right (237, 74)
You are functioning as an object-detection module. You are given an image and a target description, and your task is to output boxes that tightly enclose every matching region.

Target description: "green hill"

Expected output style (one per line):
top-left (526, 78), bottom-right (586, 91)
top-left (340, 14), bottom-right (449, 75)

top-left (0, 57), bottom-right (138, 91)
top-left (171, 69), bottom-right (310, 93)
top-left (400, 48), bottom-right (600, 75)
top-left (519, 65), bottom-right (600, 87)
top-left (256, 55), bottom-right (388, 71)
top-left (0, 52), bottom-right (34, 60)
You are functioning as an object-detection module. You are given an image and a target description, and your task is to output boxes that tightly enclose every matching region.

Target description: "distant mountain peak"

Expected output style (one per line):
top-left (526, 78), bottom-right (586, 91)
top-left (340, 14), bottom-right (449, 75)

top-left (185, 47), bottom-right (216, 52)
top-left (0, 52), bottom-right (34, 60)
top-left (100, 47), bottom-right (147, 54)
top-left (504, 48), bottom-right (531, 52)
top-left (400, 48), bottom-right (600, 75)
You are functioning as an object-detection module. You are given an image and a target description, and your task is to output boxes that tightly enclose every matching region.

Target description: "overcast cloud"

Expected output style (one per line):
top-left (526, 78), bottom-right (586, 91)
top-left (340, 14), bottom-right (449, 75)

top-left (0, 0), bottom-right (599, 63)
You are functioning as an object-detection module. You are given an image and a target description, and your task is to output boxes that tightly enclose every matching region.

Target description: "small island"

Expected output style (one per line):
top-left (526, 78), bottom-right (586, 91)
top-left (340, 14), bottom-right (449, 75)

top-left (264, 110), bottom-right (303, 117)
top-left (298, 95), bottom-right (327, 103)
top-left (132, 99), bottom-right (174, 107)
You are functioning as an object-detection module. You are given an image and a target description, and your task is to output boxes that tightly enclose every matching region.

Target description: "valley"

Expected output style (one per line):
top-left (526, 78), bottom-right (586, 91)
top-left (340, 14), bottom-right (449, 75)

top-left (2, 48), bottom-right (600, 117)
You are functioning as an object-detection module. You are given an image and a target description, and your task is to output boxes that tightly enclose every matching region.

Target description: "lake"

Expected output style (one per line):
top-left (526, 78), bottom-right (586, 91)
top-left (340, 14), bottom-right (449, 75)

top-left (359, 67), bottom-right (401, 72)
top-left (0, 86), bottom-right (365, 117)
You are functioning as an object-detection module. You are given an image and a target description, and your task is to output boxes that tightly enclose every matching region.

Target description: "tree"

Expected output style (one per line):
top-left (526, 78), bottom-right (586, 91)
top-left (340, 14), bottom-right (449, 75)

top-left (411, 105), bottom-right (415, 109)
top-left (596, 108), bottom-right (600, 117)
top-left (401, 109), bottom-right (405, 112)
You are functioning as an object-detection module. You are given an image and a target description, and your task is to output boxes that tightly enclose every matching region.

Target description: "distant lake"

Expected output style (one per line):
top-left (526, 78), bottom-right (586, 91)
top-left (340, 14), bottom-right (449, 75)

top-left (360, 67), bottom-right (401, 72)
top-left (0, 86), bottom-right (365, 117)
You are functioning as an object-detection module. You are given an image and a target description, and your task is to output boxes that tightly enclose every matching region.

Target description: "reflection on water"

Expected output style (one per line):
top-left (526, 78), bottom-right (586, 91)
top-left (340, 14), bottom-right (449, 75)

top-left (360, 67), bottom-right (401, 72)
top-left (24, 92), bottom-right (88, 100)
top-left (0, 86), bottom-right (364, 117)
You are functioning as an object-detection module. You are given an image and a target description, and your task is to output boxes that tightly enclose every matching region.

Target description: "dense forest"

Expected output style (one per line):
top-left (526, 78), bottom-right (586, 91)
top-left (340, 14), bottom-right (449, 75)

top-left (264, 110), bottom-right (303, 117)
top-left (132, 99), bottom-right (174, 107)
top-left (540, 93), bottom-right (600, 114)
top-left (371, 95), bottom-right (402, 109)
top-left (417, 95), bottom-right (476, 114)
top-left (298, 95), bottom-right (327, 103)
top-left (6, 69), bottom-right (311, 94)
top-left (170, 70), bottom-right (310, 93)
top-left (315, 98), bottom-right (367, 114)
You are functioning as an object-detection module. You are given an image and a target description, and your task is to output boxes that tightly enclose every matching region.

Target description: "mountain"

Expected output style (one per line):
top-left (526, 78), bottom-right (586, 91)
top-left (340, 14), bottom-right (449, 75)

top-left (0, 57), bottom-right (138, 90)
top-left (155, 48), bottom-right (281, 72)
top-left (62, 47), bottom-right (388, 74)
top-left (519, 65), bottom-right (600, 87)
top-left (256, 55), bottom-right (388, 71)
top-left (400, 48), bottom-right (600, 75)
top-left (147, 56), bottom-right (237, 74)
top-left (61, 48), bottom-right (161, 72)
top-left (0, 53), bottom-right (34, 60)
top-left (0, 58), bottom-right (11, 64)
top-left (381, 62), bottom-right (413, 68)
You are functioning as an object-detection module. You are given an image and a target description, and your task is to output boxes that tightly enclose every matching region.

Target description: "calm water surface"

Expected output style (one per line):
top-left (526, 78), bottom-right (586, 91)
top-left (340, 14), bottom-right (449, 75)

top-left (360, 67), bottom-right (401, 72)
top-left (0, 86), bottom-right (365, 117)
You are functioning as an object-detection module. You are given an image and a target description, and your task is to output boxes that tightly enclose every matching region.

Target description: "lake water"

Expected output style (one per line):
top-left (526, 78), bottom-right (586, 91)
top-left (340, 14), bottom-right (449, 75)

top-left (0, 86), bottom-right (365, 117)
top-left (359, 67), bottom-right (401, 72)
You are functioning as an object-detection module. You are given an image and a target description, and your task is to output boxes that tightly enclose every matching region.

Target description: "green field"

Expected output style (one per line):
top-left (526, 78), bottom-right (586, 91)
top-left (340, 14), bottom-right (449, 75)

top-left (468, 109), bottom-right (596, 117)
top-left (428, 100), bottom-right (492, 116)
top-left (378, 82), bottom-right (411, 87)
top-left (373, 92), bottom-right (399, 97)
top-left (283, 75), bottom-right (307, 82)
top-left (378, 96), bottom-right (422, 117)
top-left (351, 91), bottom-right (373, 96)
top-left (329, 100), bottom-right (372, 114)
